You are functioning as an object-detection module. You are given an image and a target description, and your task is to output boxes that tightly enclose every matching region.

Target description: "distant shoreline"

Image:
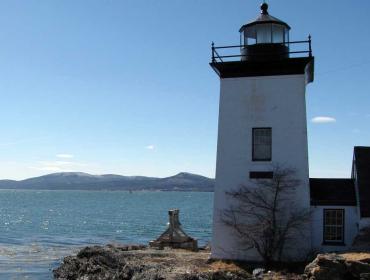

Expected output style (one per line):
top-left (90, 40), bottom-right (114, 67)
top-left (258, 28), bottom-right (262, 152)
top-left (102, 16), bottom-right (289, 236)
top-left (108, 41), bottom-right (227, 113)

top-left (0, 188), bottom-right (214, 192)
top-left (0, 171), bottom-right (215, 192)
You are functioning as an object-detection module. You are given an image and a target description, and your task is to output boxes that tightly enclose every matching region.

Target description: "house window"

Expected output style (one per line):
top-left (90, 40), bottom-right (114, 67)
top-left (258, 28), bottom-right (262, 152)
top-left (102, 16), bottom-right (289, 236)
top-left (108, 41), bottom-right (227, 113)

top-left (323, 209), bottom-right (344, 245)
top-left (252, 128), bottom-right (272, 161)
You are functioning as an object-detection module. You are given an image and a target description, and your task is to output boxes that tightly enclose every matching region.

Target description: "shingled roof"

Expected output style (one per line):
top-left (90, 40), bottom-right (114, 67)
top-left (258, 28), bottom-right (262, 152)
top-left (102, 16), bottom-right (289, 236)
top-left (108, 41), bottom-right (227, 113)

top-left (353, 146), bottom-right (370, 217)
top-left (310, 178), bottom-right (356, 206)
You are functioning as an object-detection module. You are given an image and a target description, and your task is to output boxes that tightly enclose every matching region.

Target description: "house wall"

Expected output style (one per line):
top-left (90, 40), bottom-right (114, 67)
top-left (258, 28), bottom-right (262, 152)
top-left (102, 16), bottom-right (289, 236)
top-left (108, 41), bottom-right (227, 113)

top-left (353, 151), bottom-right (370, 230)
top-left (359, 218), bottom-right (370, 230)
top-left (211, 74), bottom-right (311, 261)
top-left (352, 159), bottom-right (363, 223)
top-left (311, 205), bottom-right (359, 252)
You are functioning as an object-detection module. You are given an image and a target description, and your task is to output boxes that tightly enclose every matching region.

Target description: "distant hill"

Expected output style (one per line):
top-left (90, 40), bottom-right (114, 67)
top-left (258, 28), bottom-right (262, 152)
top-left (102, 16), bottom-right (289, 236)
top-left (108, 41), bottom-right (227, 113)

top-left (0, 172), bottom-right (215, 192)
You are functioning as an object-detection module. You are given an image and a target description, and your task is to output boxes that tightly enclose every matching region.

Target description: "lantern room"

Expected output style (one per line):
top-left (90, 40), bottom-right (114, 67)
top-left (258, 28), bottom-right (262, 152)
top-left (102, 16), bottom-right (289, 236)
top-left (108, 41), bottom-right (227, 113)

top-left (239, 3), bottom-right (290, 61)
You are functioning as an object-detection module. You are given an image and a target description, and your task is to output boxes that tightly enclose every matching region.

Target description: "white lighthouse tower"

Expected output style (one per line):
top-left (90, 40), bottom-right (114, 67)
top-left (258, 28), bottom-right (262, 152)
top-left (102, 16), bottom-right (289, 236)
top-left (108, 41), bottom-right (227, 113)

top-left (210, 3), bottom-right (314, 261)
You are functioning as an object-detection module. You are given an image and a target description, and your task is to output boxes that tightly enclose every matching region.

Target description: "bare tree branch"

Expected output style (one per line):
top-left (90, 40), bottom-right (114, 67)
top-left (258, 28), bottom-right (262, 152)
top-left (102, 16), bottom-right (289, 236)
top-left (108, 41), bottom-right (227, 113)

top-left (220, 165), bottom-right (310, 264)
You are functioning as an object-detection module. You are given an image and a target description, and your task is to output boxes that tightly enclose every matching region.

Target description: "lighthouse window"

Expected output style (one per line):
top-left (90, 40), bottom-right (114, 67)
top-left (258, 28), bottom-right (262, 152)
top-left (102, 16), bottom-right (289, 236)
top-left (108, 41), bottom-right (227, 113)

top-left (256, 24), bottom-right (272, 44)
top-left (323, 209), bottom-right (344, 245)
top-left (252, 128), bottom-right (272, 161)
top-left (272, 24), bottom-right (284, 43)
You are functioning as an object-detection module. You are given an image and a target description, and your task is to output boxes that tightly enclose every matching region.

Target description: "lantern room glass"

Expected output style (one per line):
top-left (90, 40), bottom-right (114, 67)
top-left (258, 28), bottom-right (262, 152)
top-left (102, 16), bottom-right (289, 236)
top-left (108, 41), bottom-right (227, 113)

top-left (272, 24), bottom-right (284, 43)
top-left (256, 24), bottom-right (271, 44)
top-left (241, 23), bottom-right (289, 46)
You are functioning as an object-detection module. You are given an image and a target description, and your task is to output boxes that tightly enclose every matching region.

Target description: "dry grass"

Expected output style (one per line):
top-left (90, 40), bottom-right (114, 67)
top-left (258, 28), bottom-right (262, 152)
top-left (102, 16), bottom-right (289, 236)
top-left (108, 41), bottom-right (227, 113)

top-left (340, 252), bottom-right (370, 262)
top-left (208, 260), bottom-right (243, 272)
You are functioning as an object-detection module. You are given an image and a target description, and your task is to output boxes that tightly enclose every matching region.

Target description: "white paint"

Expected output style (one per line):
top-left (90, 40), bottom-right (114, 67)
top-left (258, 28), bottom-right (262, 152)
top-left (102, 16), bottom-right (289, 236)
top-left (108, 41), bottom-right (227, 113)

top-left (311, 206), bottom-right (359, 252)
top-left (359, 218), bottom-right (370, 230)
top-left (211, 74), bottom-right (311, 261)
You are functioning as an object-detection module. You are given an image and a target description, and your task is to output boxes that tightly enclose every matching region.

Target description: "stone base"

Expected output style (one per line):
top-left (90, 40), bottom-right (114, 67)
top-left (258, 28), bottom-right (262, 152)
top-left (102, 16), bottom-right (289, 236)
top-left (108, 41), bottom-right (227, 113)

top-left (149, 239), bottom-right (198, 251)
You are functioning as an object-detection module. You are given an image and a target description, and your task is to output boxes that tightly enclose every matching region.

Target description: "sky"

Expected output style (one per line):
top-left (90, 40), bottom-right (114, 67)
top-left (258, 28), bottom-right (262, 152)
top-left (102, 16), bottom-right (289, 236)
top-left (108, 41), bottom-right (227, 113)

top-left (0, 0), bottom-right (369, 180)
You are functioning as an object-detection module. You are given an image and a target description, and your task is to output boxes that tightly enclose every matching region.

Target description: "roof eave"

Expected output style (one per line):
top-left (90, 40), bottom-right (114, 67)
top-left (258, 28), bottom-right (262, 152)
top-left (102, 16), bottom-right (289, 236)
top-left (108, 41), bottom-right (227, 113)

top-left (239, 21), bottom-right (291, 32)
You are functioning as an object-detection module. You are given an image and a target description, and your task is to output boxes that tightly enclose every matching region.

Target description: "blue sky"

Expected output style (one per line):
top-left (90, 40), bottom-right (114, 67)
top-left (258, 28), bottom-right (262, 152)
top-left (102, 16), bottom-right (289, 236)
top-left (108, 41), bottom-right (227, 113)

top-left (0, 0), bottom-right (369, 180)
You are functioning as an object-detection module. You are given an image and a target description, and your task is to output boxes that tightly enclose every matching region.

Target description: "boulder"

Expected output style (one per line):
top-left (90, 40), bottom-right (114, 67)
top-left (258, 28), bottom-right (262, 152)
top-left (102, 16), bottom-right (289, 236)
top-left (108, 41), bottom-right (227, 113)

top-left (346, 260), bottom-right (370, 278)
top-left (304, 253), bottom-right (370, 280)
top-left (304, 254), bottom-right (347, 280)
top-left (361, 273), bottom-right (370, 280)
top-left (353, 227), bottom-right (370, 251)
top-left (53, 244), bottom-right (251, 280)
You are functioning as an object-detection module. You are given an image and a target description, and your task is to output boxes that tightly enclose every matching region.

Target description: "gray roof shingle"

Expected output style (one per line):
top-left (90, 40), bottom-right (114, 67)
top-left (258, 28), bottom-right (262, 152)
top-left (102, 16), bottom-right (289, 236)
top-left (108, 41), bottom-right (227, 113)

top-left (310, 178), bottom-right (356, 206)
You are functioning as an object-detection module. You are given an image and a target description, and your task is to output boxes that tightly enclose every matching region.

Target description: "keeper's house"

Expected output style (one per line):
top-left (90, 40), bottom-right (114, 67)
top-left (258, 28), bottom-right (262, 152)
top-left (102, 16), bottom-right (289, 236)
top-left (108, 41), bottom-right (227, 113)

top-left (311, 146), bottom-right (370, 252)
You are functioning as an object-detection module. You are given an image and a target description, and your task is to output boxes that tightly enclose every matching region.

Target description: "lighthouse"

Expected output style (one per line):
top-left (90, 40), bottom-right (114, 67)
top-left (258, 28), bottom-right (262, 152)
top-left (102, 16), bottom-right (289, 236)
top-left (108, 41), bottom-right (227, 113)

top-left (210, 3), bottom-right (314, 261)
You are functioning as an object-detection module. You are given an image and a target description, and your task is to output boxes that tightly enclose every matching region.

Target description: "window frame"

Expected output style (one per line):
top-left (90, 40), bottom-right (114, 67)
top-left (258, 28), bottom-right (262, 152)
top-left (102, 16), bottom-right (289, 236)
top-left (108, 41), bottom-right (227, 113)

top-left (252, 127), bottom-right (272, 162)
top-left (323, 209), bottom-right (345, 246)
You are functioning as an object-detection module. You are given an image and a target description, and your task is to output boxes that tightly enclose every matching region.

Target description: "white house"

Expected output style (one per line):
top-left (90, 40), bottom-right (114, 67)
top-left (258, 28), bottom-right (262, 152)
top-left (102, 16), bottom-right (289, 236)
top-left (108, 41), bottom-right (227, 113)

top-left (310, 146), bottom-right (370, 252)
top-left (210, 3), bottom-right (369, 261)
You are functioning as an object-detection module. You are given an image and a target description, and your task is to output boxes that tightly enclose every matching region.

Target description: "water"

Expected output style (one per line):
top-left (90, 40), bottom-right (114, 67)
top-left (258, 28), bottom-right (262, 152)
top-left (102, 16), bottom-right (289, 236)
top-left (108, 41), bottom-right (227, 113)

top-left (0, 190), bottom-right (213, 279)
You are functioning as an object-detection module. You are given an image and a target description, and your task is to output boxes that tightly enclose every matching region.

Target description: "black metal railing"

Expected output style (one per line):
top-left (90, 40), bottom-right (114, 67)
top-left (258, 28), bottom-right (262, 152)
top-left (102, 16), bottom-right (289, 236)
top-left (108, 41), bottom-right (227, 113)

top-left (211, 35), bottom-right (312, 63)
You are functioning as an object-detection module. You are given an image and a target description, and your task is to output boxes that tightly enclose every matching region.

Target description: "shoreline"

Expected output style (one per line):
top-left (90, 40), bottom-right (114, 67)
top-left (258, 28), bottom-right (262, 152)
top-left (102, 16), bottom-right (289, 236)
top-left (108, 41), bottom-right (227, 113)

top-left (53, 244), bottom-right (370, 280)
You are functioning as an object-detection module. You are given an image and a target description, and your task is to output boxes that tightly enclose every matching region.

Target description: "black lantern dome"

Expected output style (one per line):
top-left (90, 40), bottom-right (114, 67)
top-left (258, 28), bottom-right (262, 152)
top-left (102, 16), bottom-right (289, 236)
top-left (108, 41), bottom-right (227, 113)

top-left (239, 3), bottom-right (290, 61)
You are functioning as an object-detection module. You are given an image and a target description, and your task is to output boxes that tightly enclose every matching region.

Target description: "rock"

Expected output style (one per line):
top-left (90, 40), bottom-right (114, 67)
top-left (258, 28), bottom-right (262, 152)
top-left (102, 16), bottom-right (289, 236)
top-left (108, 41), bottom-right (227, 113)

top-left (304, 253), bottom-right (370, 280)
top-left (304, 254), bottom-right (347, 280)
top-left (252, 268), bottom-right (265, 279)
top-left (353, 227), bottom-right (370, 251)
top-left (361, 273), bottom-right (370, 280)
top-left (201, 242), bottom-right (211, 251)
top-left (54, 245), bottom-right (164, 280)
top-left (57, 247), bottom-right (370, 280)
top-left (179, 271), bottom-right (250, 280)
top-left (346, 260), bottom-right (370, 278)
top-left (53, 244), bottom-right (251, 280)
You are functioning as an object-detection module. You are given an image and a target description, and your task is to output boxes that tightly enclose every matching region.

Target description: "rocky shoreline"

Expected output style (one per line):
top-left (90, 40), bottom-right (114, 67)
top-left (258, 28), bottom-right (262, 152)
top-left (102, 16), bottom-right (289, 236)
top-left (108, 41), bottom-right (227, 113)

top-left (54, 244), bottom-right (370, 280)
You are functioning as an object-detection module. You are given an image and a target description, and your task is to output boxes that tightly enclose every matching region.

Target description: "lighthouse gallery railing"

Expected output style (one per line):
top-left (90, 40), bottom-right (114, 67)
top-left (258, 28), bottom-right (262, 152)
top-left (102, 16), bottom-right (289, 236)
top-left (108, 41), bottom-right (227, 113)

top-left (211, 36), bottom-right (312, 63)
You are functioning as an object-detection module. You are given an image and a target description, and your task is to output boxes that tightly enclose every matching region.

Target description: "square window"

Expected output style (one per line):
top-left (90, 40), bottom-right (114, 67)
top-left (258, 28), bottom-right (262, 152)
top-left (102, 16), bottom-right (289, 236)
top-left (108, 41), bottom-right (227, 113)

top-left (252, 128), bottom-right (272, 161)
top-left (323, 209), bottom-right (344, 244)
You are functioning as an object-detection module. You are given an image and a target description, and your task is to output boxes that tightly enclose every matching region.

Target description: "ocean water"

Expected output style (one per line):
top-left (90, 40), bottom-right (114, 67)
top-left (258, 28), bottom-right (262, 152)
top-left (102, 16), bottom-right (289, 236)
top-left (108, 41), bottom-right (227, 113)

top-left (0, 190), bottom-right (213, 280)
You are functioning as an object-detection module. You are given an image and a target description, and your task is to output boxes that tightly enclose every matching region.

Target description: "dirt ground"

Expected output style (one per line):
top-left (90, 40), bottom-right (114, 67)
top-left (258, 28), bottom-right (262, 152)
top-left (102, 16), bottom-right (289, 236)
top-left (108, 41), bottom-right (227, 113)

top-left (120, 247), bottom-right (304, 279)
